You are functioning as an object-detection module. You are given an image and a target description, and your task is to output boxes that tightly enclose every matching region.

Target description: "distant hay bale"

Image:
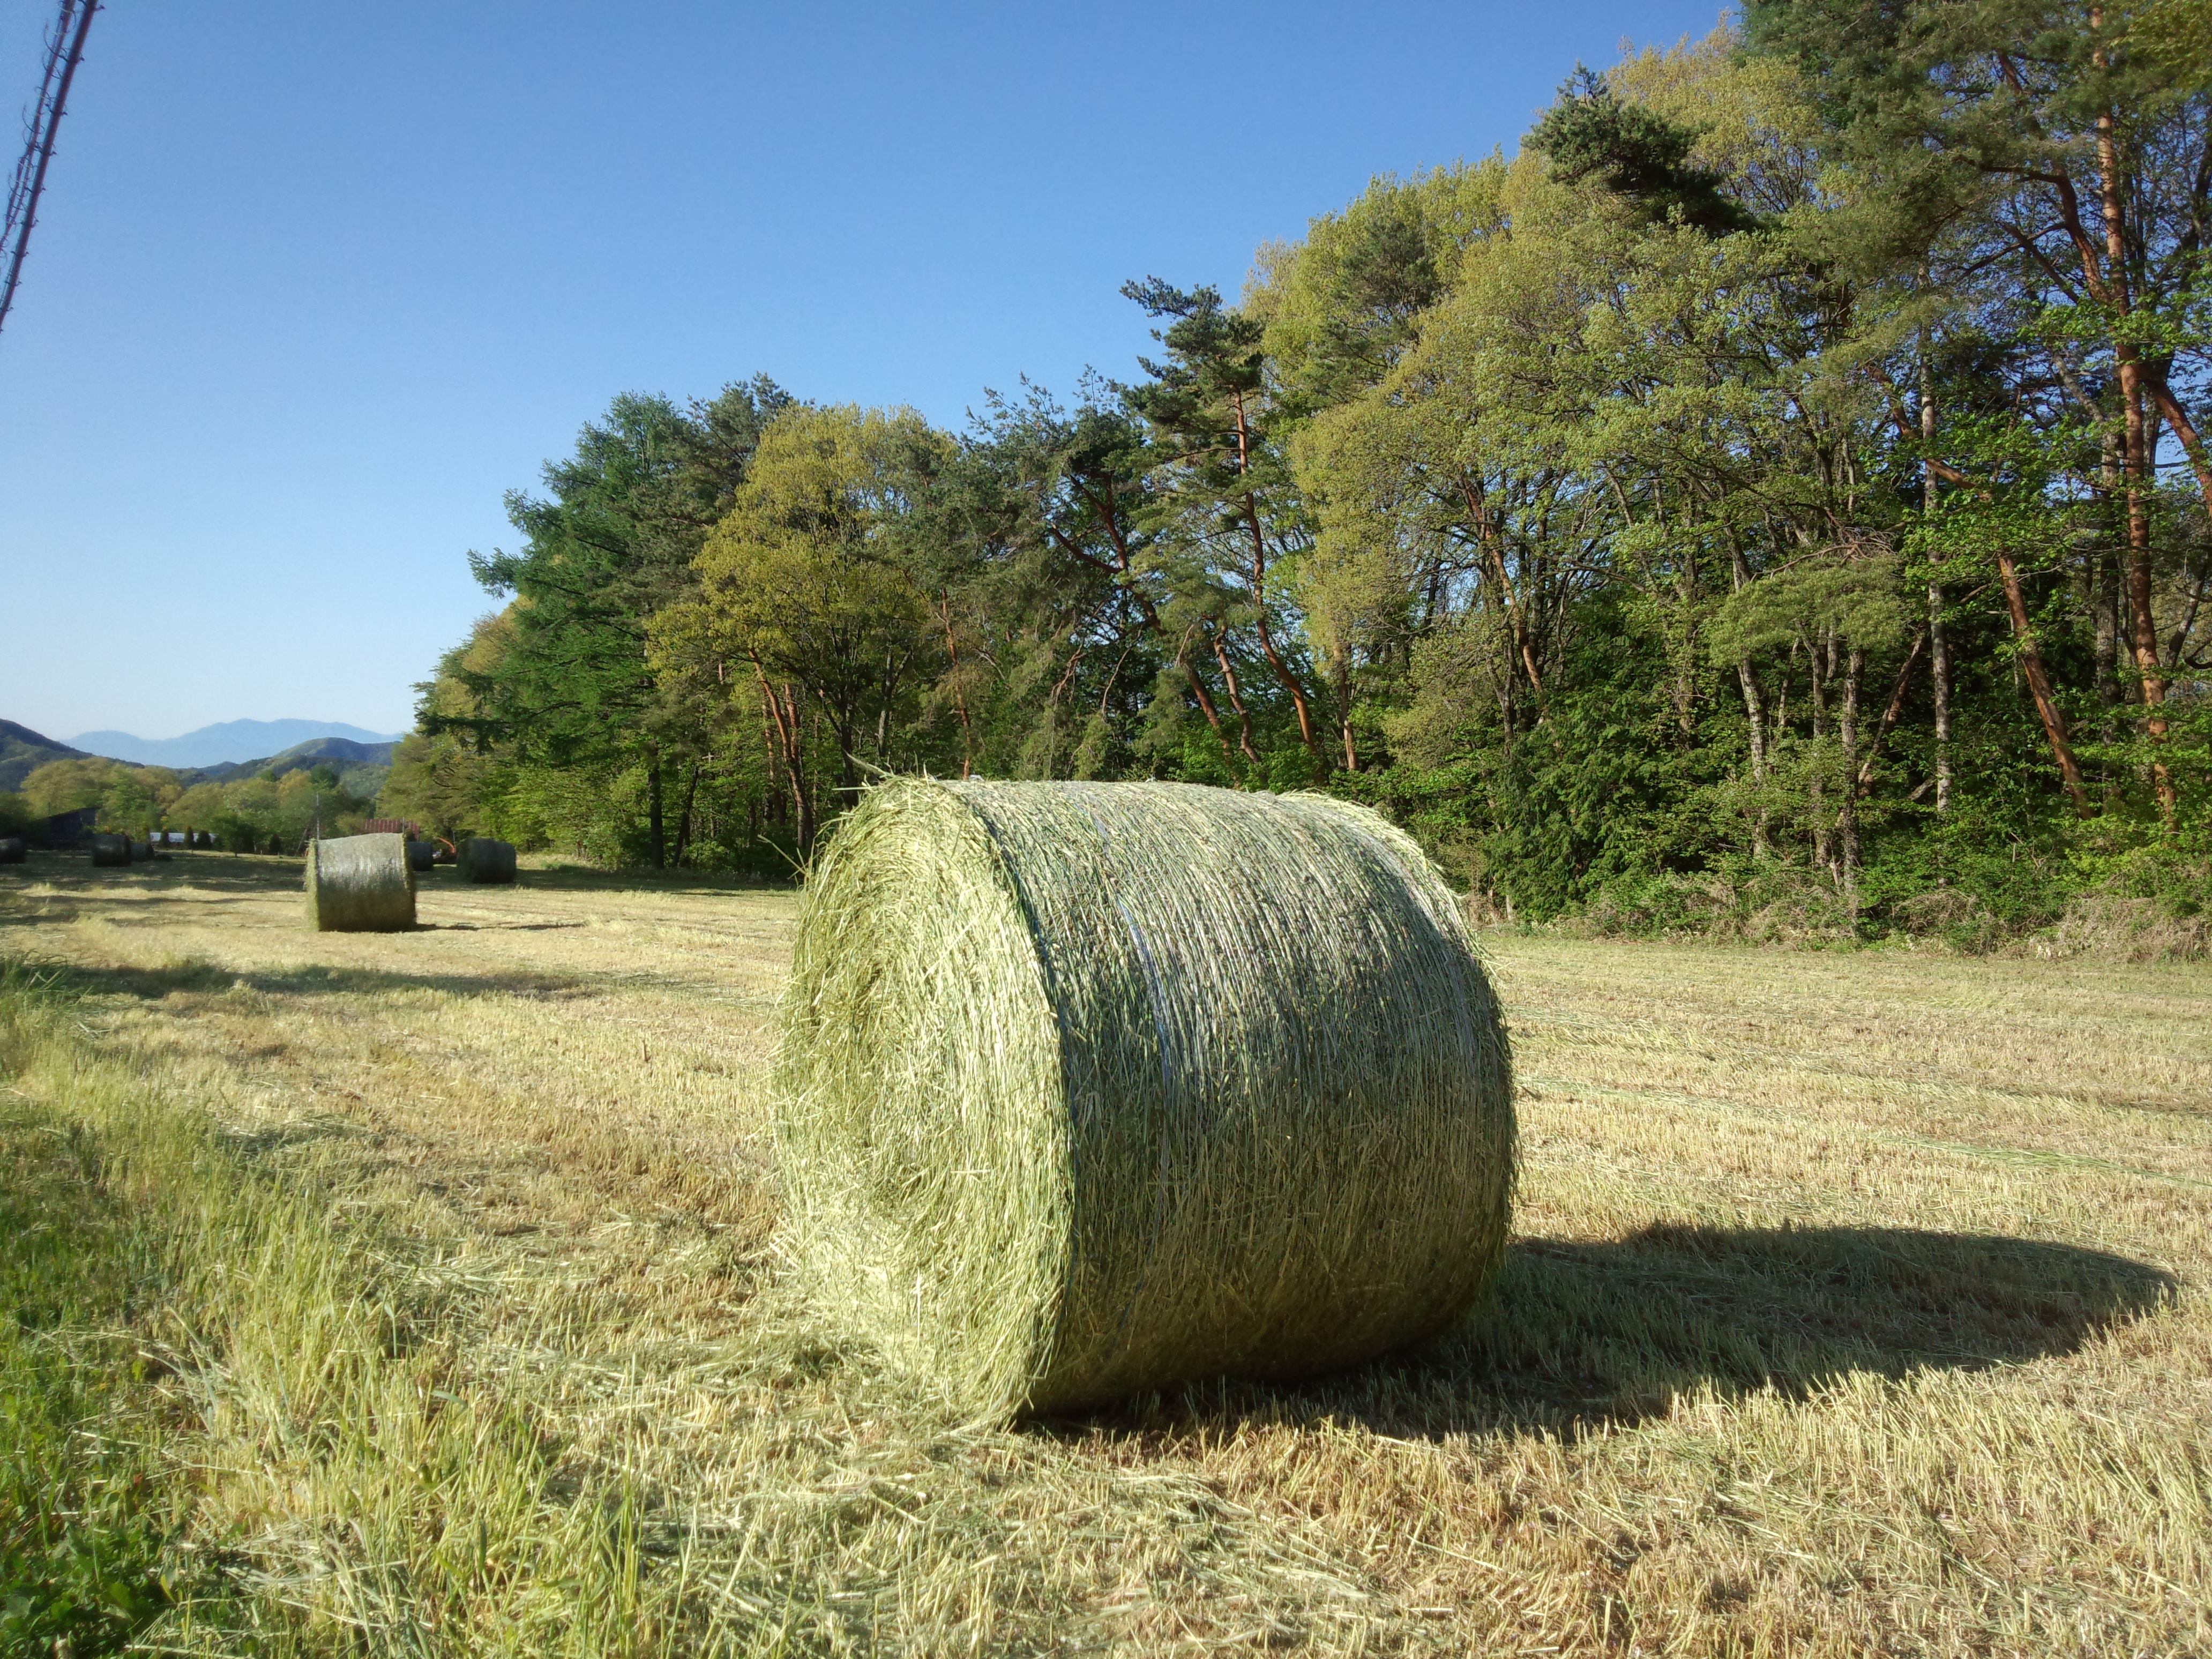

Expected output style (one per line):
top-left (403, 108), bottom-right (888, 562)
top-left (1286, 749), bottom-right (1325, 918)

top-left (774, 778), bottom-right (1515, 1421)
top-left (304, 833), bottom-right (416, 932)
top-left (406, 840), bottom-right (435, 873)
top-left (90, 833), bottom-right (131, 868)
top-left (0, 836), bottom-right (23, 864)
top-left (457, 837), bottom-right (516, 884)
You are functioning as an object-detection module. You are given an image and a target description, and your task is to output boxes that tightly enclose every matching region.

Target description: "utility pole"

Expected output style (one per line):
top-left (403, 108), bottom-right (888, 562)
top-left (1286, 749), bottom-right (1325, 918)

top-left (0, 0), bottom-right (99, 341)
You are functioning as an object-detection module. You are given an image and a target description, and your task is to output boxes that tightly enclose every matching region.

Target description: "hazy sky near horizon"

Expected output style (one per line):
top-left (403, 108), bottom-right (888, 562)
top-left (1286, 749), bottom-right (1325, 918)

top-left (1, 1), bottom-right (1724, 741)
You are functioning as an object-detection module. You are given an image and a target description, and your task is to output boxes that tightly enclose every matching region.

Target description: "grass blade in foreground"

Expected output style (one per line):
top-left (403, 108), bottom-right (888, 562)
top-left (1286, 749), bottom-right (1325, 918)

top-left (0, 956), bottom-right (670, 1655)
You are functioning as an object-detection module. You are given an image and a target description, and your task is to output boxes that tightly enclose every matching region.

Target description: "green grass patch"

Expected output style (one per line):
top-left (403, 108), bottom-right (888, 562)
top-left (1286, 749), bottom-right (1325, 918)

top-left (0, 959), bottom-right (672, 1655)
top-left (0, 985), bottom-right (181, 1653)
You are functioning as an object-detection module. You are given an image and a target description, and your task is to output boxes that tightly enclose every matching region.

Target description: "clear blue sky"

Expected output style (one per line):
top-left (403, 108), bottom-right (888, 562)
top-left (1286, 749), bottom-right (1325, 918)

top-left (0, 1), bottom-right (1725, 742)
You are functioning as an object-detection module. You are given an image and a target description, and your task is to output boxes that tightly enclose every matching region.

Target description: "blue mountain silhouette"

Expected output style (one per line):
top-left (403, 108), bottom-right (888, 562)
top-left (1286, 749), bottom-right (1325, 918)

top-left (68, 719), bottom-right (406, 769)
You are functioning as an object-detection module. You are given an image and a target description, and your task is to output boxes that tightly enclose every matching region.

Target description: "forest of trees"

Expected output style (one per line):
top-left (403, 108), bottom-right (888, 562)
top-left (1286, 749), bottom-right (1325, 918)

top-left (2, 756), bottom-right (379, 852)
top-left (382, 4), bottom-right (2211, 943)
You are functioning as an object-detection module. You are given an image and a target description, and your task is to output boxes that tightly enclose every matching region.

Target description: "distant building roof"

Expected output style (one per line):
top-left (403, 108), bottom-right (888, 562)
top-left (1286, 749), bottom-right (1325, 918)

top-left (41, 806), bottom-right (96, 847)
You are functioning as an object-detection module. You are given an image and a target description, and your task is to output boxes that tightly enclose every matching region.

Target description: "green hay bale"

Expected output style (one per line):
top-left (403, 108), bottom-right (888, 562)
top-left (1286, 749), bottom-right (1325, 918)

top-left (304, 833), bottom-right (416, 933)
top-left (89, 834), bottom-right (131, 868)
top-left (457, 837), bottom-right (516, 885)
top-left (0, 837), bottom-right (24, 864)
top-left (774, 778), bottom-right (1516, 1421)
top-left (406, 839), bottom-right (436, 873)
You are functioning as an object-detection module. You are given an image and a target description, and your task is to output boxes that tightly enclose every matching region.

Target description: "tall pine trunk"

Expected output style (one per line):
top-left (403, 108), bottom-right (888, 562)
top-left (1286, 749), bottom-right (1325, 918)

top-left (1921, 319), bottom-right (1952, 815)
top-left (1806, 627), bottom-right (1829, 872)
top-left (2096, 84), bottom-right (2174, 821)
top-left (1727, 539), bottom-right (1769, 854)
top-left (670, 763), bottom-right (700, 869)
top-left (1996, 548), bottom-right (2094, 817)
top-left (2096, 441), bottom-right (2125, 792)
top-left (1839, 646), bottom-right (1865, 926)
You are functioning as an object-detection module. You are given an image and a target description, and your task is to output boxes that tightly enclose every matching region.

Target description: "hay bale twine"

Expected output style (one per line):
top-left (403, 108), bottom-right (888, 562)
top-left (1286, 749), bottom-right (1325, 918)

top-left (774, 778), bottom-right (1515, 1420)
top-left (457, 836), bottom-right (516, 884)
top-left (90, 833), bottom-right (131, 868)
top-left (406, 839), bottom-right (436, 873)
top-left (304, 833), bottom-right (416, 932)
top-left (0, 836), bottom-right (24, 864)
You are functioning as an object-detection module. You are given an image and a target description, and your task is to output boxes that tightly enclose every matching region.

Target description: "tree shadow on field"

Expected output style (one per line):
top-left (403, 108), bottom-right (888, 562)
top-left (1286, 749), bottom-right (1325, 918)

top-left (1079, 1224), bottom-right (2178, 1445)
top-left (12, 955), bottom-right (594, 1006)
top-left (484, 864), bottom-right (796, 896)
top-left (416, 921), bottom-right (586, 932)
top-left (1, 851), bottom-right (302, 894)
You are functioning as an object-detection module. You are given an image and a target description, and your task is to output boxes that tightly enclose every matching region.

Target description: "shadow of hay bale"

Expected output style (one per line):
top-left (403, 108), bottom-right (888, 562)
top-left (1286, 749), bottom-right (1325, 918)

top-left (1059, 1224), bottom-right (2176, 1443)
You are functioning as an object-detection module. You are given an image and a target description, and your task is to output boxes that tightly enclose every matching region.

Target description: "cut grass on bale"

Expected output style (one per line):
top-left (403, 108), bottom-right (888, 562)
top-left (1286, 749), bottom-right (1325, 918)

top-left (303, 830), bottom-right (416, 932)
top-left (0, 848), bottom-right (2208, 1655)
top-left (778, 780), bottom-right (1514, 1419)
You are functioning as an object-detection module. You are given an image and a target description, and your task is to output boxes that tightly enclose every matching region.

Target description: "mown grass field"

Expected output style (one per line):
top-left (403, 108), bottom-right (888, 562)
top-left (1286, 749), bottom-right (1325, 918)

top-left (1, 850), bottom-right (2208, 1656)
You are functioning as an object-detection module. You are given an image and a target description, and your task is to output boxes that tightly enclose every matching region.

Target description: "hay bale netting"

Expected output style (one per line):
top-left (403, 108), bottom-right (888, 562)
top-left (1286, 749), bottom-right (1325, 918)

top-left (774, 778), bottom-right (1515, 1420)
top-left (456, 836), bottom-right (517, 884)
top-left (406, 839), bottom-right (436, 873)
top-left (0, 836), bottom-right (24, 864)
top-left (89, 833), bottom-right (131, 868)
top-left (304, 833), bottom-right (416, 932)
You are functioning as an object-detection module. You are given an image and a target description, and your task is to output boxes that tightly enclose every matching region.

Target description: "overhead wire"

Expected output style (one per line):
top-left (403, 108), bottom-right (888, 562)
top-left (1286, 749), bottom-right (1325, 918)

top-left (0, 0), bottom-right (99, 340)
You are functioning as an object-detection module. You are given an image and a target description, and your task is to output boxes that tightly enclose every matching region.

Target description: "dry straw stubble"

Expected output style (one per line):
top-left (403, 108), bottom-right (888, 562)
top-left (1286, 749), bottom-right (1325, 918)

top-left (774, 778), bottom-right (1516, 1421)
top-left (304, 832), bottom-right (416, 933)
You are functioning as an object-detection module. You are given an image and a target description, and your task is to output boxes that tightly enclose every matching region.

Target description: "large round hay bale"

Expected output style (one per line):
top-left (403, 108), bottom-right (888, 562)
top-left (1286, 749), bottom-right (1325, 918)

top-left (457, 836), bottom-right (516, 884)
top-left (774, 779), bottom-right (1515, 1421)
top-left (90, 833), bottom-right (131, 868)
top-left (0, 836), bottom-right (24, 864)
top-left (304, 833), bottom-right (416, 932)
top-left (405, 839), bottom-right (435, 872)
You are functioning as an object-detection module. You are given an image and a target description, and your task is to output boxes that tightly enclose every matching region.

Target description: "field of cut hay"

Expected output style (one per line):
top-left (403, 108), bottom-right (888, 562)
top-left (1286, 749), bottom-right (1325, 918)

top-left (2, 851), bottom-right (2209, 1656)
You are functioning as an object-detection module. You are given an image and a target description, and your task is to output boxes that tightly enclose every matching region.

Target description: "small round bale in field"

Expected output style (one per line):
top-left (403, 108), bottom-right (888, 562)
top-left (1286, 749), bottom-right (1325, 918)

top-left (406, 839), bottom-right (435, 873)
top-left (0, 836), bottom-right (24, 864)
top-left (305, 833), bottom-right (416, 932)
top-left (774, 778), bottom-right (1516, 1421)
top-left (457, 837), bottom-right (516, 884)
top-left (89, 833), bottom-right (131, 868)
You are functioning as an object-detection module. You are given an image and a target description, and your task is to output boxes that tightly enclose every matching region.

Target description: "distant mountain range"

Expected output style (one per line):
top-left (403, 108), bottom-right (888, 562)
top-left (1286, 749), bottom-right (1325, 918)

top-left (68, 719), bottom-right (405, 769)
top-left (2, 720), bottom-right (402, 794)
top-left (195, 736), bottom-right (399, 783)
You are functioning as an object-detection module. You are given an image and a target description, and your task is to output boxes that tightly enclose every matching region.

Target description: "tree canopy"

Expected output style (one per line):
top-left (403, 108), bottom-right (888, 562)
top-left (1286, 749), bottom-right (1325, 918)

top-left (389, 11), bottom-right (2210, 941)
